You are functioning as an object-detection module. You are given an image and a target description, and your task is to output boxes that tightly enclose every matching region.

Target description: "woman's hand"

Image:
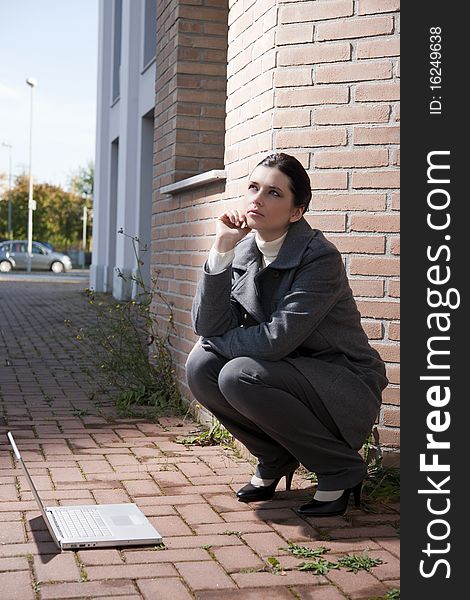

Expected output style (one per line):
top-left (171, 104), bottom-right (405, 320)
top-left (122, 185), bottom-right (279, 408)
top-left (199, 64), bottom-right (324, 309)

top-left (214, 209), bottom-right (252, 252)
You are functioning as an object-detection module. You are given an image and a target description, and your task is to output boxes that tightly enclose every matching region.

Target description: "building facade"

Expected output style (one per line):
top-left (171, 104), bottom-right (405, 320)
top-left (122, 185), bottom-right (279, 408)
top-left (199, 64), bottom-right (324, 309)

top-left (92, 0), bottom-right (400, 459)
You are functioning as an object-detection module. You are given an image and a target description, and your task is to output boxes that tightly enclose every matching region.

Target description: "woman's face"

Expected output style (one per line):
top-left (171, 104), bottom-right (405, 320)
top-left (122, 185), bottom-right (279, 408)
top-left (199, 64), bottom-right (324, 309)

top-left (243, 165), bottom-right (304, 240)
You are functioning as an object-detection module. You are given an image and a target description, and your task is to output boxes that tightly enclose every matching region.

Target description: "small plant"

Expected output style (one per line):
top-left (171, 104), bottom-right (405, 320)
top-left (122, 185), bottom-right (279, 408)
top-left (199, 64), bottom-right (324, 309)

top-left (74, 230), bottom-right (183, 418)
top-left (177, 419), bottom-right (233, 447)
top-left (363, 467), bottom-right (400, 504)
top-left (337, 553), bottom-right (384, 573)
top-left (266, 556), bottom-right (284, 574)
top-left (298, 558), bottom-right (340, 575)
top-left (282, 544), bottom-right (330, 559)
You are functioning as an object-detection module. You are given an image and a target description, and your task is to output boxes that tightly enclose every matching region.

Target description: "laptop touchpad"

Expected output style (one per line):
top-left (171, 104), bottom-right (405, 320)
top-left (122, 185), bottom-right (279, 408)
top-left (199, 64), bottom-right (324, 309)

top-left (112, 515), bottom-right (144, 527)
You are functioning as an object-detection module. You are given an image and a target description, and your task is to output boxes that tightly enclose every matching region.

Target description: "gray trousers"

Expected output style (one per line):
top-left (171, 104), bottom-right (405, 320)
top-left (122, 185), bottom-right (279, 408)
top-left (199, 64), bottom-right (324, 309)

top-left (185, 344), bottom-right (367, 491)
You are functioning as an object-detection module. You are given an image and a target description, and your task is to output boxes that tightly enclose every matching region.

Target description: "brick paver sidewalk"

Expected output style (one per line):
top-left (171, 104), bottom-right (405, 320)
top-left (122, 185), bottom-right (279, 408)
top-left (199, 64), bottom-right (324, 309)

top-left (0, 280), bottom-right (399, 600)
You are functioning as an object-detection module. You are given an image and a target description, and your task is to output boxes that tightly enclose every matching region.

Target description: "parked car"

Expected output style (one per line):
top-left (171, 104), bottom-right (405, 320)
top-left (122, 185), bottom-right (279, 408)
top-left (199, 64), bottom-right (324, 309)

top-left (0, 240), bottom-right (72, 273)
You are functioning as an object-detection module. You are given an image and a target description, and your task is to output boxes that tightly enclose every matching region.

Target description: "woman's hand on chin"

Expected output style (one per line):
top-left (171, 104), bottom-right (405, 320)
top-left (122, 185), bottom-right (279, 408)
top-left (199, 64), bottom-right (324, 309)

top-left (214, 209), bottom-right (252, 252)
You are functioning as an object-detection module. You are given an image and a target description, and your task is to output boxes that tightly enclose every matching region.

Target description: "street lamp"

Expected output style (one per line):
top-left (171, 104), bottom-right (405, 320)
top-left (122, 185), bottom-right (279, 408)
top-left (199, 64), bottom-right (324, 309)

top-left (1, 142), bottom-right (13, 239)
top-left (26, 76), bottom-right (37, 272)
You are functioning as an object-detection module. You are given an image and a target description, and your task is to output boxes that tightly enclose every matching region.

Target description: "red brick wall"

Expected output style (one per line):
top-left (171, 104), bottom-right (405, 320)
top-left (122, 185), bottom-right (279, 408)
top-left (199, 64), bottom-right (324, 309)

top-left (152, 0), bottom-right (400, 457)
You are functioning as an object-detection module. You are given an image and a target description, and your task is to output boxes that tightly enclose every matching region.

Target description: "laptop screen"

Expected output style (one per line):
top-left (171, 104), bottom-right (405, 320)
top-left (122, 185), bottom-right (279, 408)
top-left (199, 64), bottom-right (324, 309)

top-left (7, 432), bottom-right (60, 544)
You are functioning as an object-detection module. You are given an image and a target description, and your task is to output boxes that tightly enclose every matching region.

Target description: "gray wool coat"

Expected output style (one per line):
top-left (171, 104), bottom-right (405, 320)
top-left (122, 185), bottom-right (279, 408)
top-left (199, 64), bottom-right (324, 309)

top-left (191, 217), bottom-right (389, 451)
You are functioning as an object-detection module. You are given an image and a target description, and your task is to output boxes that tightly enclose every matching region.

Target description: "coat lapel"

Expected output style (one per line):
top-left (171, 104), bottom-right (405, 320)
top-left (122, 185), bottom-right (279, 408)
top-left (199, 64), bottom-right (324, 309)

top-left (230, 218), bottom-right (317, 323)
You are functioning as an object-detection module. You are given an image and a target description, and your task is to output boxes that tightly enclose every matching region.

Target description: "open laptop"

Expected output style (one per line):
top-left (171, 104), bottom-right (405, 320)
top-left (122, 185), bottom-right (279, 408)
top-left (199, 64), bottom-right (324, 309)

top-left (7, 431), bottom-right (162, 550)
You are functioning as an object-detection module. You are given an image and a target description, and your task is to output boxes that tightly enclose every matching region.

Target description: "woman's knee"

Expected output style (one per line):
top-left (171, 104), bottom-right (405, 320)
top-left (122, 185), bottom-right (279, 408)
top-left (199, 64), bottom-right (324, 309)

top-left (218, 356), bottom-right (261, 402)
top-left (185, 343), bottom-right (220, 393)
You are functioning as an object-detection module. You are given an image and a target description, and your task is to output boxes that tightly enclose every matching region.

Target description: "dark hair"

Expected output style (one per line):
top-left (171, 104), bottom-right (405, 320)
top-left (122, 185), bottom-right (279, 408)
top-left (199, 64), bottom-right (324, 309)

top-left (254, 152), bottom-right (312, 214)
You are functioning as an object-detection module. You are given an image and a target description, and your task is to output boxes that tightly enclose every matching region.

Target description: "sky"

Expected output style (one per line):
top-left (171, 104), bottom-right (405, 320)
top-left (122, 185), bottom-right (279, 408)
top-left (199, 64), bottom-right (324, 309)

top-left (0, 0), bottom-right (98, 190)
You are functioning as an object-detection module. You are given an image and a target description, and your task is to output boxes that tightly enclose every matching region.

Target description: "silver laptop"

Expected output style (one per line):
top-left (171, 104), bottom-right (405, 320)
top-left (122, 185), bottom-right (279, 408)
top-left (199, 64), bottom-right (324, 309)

top-left (7, 431), bottom-right (162, 550)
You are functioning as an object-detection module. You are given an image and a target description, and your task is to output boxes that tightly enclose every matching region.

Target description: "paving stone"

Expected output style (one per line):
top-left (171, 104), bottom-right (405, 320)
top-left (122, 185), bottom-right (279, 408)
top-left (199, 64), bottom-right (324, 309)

top-left (136, 577), bottom-right (194, 600)
top-left (176, 560), bottom-right (237, 590)
top-left (211, 544), bottom-right (265, 572)
top-left (0, 571), bottom-right (35, 600)
top-left (0, 282), bottom-right (401, 599)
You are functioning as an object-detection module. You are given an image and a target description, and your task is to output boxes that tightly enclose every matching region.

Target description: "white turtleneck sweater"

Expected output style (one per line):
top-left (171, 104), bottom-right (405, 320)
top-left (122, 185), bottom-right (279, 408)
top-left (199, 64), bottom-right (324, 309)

top-left (206, 230), bottom-right (288, 274)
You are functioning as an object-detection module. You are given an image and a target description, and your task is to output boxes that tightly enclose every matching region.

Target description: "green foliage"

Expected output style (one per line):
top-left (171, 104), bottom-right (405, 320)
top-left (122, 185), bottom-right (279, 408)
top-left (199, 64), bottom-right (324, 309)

top-left (75, 231), bottom-right (183, 417)
top-left (282, 544), bottom-right (330, 559)
top-left (369, 590), bottom-right (400, 600)
top-left (0, 168), bottom-right (93, 251)
top-left (363, 467), bottom-right (400, 504)
top-left (298, 558), bottom-right (340, 574)
top-left (337, 553), bottom-right (384, 573)
top-left (177, 419), bottom-right (233, 447)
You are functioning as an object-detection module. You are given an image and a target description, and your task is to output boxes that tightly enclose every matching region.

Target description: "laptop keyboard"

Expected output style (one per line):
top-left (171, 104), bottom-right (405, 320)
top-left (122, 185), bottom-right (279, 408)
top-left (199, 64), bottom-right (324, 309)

top-left (53, 508), bottom-right (112, 539)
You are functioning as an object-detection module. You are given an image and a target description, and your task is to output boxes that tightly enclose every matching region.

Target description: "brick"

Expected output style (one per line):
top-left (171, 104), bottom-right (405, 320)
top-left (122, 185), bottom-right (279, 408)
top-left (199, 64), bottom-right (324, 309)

top-left (371, 342), bottom-right (400, 362)
top-left (389, 322), bottom-right (400, 340)
top-left (307, 214), bottom-right (346, 231)
top-left (289, 587), bottom-right (348, 600)
top-left (352, 170), bottom-right (400, 189)
top-left (391, 236), bottom-right (400, 255)
top-left (0, 571), bottom-right (35, 600)
top-left (308, 171), bottom-right (348, 190)
top-left (276, 23), bottom-right (314, 45)
top-left (328, 235), bottom-right (385, 254)
top-left (350, 214), bottom-right (400, 232)
top-left (280, 0), bottom-right (354, 24)
top-left (353, 125), bottom-right (400, 145)
top-left (211, 545), bottom-right (264, 572)
top-left (278, 42), bottom-right (351, 66)
top-left (87, 563), bottom-right (176, 580)
top-left (0, 556), bottom-right (30, 572)
top-left (123, 548), bottom-right (209, 564)
top-left (273, 70), bottom-right (312, 88)
top-left (315, 148), bottom-right (388, 168)
top-left (383, 386), bottom-right (400, 405)
top-left (39, 580), bottom-right (137, 599)
top-left (136, 577), bottom-right (194, 600)
top-left (362, 320), bottom-right (384, 339)
top-left (359, 0), bottom-right (401, 15)
top-left (232, 570), bottom-right (328, 587)
top-left (0, 521), bottom-right (26, 544)
top-left (355, 300), bottom-right (400, 319)
top-left (316, 61), bottom-right (392, 83)
top-left (383, 407), bottom-right (400, 428)
top-left (176, 561), bottom-right (237, 590)
top-left (311, 193), bottom-right (386, 211)
top-left (177, 503), bottom-right (224, 525)
top-left (34, 553), bottom-right (80, 583)
top-left (376, 427), bottom-right (400, 447)
top-left (315, 105), bottom-right (390, 125)
top-left (357, 37), bottom-right (400, 58)
top-left (277, 86), bottom-right (349, 107)
top-left (277, 128), bottom-right (347, 148)
top-left (196, 590), bottom-right (296, 600)
top-left (391, 192), bottom-right (400, 210)
top-left (349, 278), bottom-right (384, 297)
top-left (241, 531), bottom-right (287, 557)
top-left (317, 16), bottom-right (394, 41)
top-left (386, 364), bottom-right (400, 385)
top-left (326, 568), bottom-right (388, 598)
top-left (356, 82), bottom-right (400, 102)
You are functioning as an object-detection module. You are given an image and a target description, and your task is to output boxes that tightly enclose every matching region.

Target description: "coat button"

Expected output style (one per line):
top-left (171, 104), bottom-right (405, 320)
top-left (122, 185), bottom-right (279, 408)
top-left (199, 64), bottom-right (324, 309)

top-left (243, 312), bottom-right (248, 320)
top-left (272, 270), bottom-right (280, 278)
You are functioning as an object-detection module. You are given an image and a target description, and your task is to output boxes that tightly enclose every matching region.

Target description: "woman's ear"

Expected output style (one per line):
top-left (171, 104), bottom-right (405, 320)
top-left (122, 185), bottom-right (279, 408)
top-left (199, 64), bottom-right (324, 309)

top-left (289, 206), bottom-right (304, 223)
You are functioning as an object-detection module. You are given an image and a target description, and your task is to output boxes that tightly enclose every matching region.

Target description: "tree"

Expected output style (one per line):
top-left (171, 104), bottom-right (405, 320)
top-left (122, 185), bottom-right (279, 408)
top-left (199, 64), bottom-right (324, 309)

top-left (0, 172), bottom-right (90, 252)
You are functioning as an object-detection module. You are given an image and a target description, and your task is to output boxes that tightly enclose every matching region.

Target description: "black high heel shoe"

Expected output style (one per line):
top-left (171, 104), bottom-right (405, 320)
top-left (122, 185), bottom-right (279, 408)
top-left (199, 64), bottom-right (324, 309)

top-left (236, 471), bottom-right (295, 502)
top-left (296, 480), bottom-right (363, 517)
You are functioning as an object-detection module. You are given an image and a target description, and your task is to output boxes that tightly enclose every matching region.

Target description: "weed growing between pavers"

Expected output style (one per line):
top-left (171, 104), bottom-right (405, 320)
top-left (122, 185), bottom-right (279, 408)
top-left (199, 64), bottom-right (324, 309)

top-left (177, 419), bottom-right (233, 447)
top-left (369, 589), bottom-right (400, 600)
top-left (279, 544), bottom-right (385, 577)
top-left (69, 231), bottom-right (184, 419)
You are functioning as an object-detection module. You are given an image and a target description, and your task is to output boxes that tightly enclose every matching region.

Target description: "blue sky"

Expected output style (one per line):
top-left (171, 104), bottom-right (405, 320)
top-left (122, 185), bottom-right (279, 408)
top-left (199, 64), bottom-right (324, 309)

top-left (0, 0), bottom-right (98, 189)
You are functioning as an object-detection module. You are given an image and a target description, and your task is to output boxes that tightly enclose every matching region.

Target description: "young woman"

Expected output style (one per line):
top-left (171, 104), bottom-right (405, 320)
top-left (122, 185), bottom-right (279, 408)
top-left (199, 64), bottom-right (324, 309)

top-left (185, 152), bottom-right (389, 517)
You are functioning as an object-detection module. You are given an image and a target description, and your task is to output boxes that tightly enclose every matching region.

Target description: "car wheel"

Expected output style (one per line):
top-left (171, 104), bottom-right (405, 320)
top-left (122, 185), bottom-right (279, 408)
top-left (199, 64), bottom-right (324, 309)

top-left (0, 260), bottom-right (12, 273)
top-left (51, 261), bottom-right (65, 273)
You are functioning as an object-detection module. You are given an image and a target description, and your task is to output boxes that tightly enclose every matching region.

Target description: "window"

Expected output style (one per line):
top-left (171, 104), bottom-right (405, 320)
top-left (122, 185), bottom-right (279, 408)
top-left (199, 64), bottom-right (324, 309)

top-left (112, 0), bottom-right (123, 101)
top-left (143, 0), bottom-right (157, 68)
top-left (32, 244), bottom-right (46, 255)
